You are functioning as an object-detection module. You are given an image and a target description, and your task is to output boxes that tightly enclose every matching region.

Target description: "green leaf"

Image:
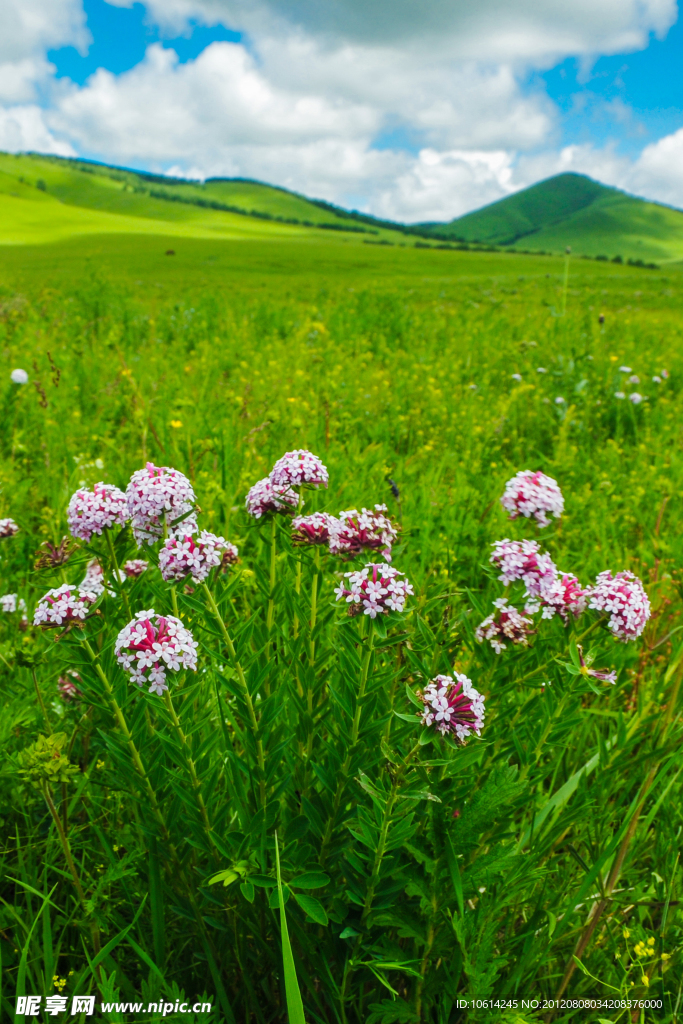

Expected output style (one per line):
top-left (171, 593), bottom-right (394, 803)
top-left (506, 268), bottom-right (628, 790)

top-left (250, 874), bottom-right (277, 887)
top-left (240, 881), bottom-right (255, 903)
top-left (394, 711), bottom-right (420, 724)
top-left (291, 871), bottom-right (330, 889)
top-left (208, 869), bottom-right (239, 887)
top-left (293, 892), bottom-right (328, 926)
top-left (274, 832), bottom-right (307, 1024)
top-left (446, 835), bottom-right (464, 919)
top-left (339, 927), bottom-right (361, 939)
top-left (405, 682), bottom-right (423, 708)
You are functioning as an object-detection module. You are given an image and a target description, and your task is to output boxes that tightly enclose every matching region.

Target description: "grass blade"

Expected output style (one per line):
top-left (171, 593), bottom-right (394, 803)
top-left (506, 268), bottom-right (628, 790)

top-left (274, 830), bottom-right (306, 1024)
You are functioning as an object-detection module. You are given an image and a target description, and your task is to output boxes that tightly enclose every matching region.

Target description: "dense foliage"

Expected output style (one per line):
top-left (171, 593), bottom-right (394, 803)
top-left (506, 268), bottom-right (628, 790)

top-left (0, 262), bottom-right (681, 1023)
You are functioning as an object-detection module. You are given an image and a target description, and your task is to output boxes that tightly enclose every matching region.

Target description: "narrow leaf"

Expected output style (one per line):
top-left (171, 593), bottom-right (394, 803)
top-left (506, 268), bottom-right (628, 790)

top-left (275, 831), bottom-right (306, 1024)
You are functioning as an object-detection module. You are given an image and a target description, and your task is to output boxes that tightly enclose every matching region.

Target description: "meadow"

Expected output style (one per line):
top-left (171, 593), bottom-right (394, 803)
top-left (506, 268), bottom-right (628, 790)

top-left (0, 237), bottom-right (682, 1024)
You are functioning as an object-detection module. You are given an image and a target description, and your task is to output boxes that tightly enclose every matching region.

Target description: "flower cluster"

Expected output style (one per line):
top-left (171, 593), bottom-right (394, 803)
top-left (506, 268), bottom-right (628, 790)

top-left (587, 570), bottom-right (651, 641)
top-left (122, 559), bottom-right (149, 578)
top-left (245, 477), bottom-right (300, 519)
top-left (0, 518), bottom-right (19, 538)
top-left (490, 539), bottom-right (556, 597)
top-left (33, 584), bottom-right (96, 627)
top-left (1, 593), bottom-right (26, 613)
top-left (80, 558), bottom-right (109, 597)
top-left (159, 531), bottom-right (238, 583)
top-left (270, 449), bottom-right (328, 489)
top-left (532, 572), bottom-right (587, 621)
top-left (328, 505), bottom-right (399, 561)
top-left (420, 674), bottom-right (485, 743)
top-left (67, 483), bottom-right (128, 542)
top-left (334, 562), bottom-right (413, 618)
top-left (115, 610), bottom-right (198, 695)
top-left (292, 512), bottom-right (336, 545)
top-left (501, 470), bottom-right (564, 528)
top-left (475, 599), bottom-right (534, 654)
top-left (126, 463), bottom-right (196, 546)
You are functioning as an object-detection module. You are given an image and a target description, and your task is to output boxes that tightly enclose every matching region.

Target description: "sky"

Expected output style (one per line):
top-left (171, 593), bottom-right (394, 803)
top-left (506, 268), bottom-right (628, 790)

top-left (2, 0), bottom-right (683, 222)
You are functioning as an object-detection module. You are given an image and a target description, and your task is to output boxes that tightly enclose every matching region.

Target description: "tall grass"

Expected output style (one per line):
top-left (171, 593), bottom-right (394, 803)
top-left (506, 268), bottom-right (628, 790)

top-left (0, 265), bottom-right (681, 1023)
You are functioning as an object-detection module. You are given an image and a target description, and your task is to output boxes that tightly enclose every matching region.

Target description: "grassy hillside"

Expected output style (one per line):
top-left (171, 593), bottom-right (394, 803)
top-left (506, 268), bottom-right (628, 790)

top-left (0, 152), bottom-right (403, 245)
top-left (420, 172), bottom-right (683, 263)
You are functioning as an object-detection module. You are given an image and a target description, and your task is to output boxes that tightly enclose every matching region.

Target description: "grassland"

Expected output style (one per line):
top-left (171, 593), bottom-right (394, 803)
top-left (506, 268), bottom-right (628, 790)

top-left (0, 236), bottom-right (682, 1021)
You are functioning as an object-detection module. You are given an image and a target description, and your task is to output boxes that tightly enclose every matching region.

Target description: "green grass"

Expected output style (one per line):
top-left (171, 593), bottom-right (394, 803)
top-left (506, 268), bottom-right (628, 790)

top-left (0, 241), bottom-right (681, 1022)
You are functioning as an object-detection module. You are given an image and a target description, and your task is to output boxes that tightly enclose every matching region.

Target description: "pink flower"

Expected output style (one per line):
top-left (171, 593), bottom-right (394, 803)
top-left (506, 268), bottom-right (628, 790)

top-left (587, 570), bottom-right (651, 641)
top-left (501, 470), bottom-right (564, 528)
top-left (534, 572), bottom-right (587, 621)
top-left (419, 674), bottom-right (485, 744)
top-left (115, 610), bottom-right (198, 695)
top-left (123, 559), bottom-right (149, 578)
top-left (67, 483), bottom-right (128, 542)
top-left (0, 518), bottom-right (19, 538)
top-left (490, 539), bottom-right (556, 597)
top-left (126, 463), bottom-right (196, 547)
top-left (334, 562), bottom-right (413, 618)
top-left (80, 558), bottom-right (111, 597)
top-left (270, 449), bottom-right (328, 488)
top-left (292, 512), bottom-right (336, 546)
top-left (245, 477), bottom-right (300, 519)
top-left (33, 584), bottom-right (96, 627)
top-left (159, 531), bottom-right (237, 583)
top-left (475, 598), bottom-right (534, 653)
top-left (328, 505), bottom-right (399, 561)
top-left (58, 671), bottom-right (82, 702)
top-left (0, 593), bottom-right (26, 613)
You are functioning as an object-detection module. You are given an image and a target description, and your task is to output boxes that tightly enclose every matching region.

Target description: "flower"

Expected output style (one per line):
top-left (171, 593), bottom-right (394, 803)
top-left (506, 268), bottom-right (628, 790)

top-left (33, 584), bottom-right (96, 627)
top-left (511, 373), bottom-right (522, 382)
top-left (270, 449), bottom-right (329, 488)
top-left (159, 531), bottom-right (237, 583)
top-left (555, 396), bottom-right (565, 404)
top-left (652, 375), bottom-right (662, 384)
top-left (537, 367), bottom-right (547, 373)
top-left (536, 572), bottom-right (587, 621)
top-left (122, 559), bottom-right (148, 578)
top-left (115, 610), bottom-right (198, 695)
top-left (67, 482), bottom-right (129, 542)
top-left (662, 368), bottom-right (669, 379)
top-left (126, 462), bottom-right (196, 547)
top-left (1, 594), bottom-right (26, 613)
top-left (628, 374), bottom-right (640, 384)
top-left (500, 470), bottom-right (564, 528)
top-left (475, 598), bottom-right (534, 653)
top-left (292, 512), bottom-right (336, 545)
top-left (245, 477), bottom-right (300, 519)
top-left (10, 369), bottom-right (28, 384)
top-left (328, 505), bottom-right (399, 561)
top-left (79, 557), bottom-right (116, 597)
top-left (615, 391), bottom-right (626, 399)
top-left (58, 671), bottom-right (82, 702)
top-left (619, 365), bottom-right (632, 373)
top-left (334, 562), bottom-right (413, 618)
top-left (575, 645), bottom-right (616, 684)
top-left (0, 518), bottom-right (19, 538)
top-left (489, 539), bottom-right (556, 597)
top-left (587, 570), bottom-right (651, 641)
top-left (419, 674), bottom-right (485, 743)
top-left (629, 392), bottom-right (644, 404)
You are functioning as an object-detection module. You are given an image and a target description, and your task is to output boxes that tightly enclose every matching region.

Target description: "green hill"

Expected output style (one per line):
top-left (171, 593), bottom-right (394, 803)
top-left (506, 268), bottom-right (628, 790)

top-left (419, 172), bottom-right (683, 263)
top-left (0, 151), bottom-right (405, 246)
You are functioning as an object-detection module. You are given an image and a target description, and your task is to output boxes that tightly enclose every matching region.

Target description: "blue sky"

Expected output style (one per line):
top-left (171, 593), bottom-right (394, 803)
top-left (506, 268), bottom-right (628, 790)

top-left (2, 0), bottom-right (683, 220)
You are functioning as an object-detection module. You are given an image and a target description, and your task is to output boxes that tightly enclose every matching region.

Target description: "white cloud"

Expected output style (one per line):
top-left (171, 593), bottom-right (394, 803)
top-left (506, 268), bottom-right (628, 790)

top-left (0, 0), bottom-right (88, 63)
top-left (0, 104), bottom-right (75, 155)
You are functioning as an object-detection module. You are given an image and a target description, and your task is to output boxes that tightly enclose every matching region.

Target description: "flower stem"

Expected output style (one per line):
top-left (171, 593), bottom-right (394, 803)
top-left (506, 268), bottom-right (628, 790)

top-left (162, 689), bottom-right (218, 859)
top-left (201, 583), bottom-right (267, 807)
top-left (266, 515), bottom-right (277, 635)
top-left (32, 667), bottom-right (52, 733)
top-left (81, 638), bottom-right (169, 838)
top-left (41, 781), bottom-right (102, 976)
top-left (104, 528), bottom-right (130, 620)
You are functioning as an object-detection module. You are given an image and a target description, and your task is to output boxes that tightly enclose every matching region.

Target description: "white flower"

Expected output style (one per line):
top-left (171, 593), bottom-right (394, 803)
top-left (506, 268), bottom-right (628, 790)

top-left (629, 392), bottom-right (644, 404)
top-left (587, 570), bottom-right (650, 641)
top-left (555, 396), bottom-right (565, 404)
top-left (67, 482), bottom-right (129, 542)
top-left (615, 392), bottom-right (625, 399)
top-left (10, 369), bottom-right (28, 384)
top-left (619, 365), bottom-right (632, 373)
top-left (652, 375), bottom-right (662, 384)
top-left (511, 373), bottom-right (522, 382)
top-left (270, 449), bottom-right (328, 488)
top-left (246, 477), bottom-right (300, 519)
top-left (537, 367), bottom-right (547, 374)
top-left (500, 470), bottom-right (564, 528)
top-left (628, 375), bottom-right (640, 384)
top-left (115, 609), bottom-right (198, 694)
top-left (126, 463), bottom-right (196, 547)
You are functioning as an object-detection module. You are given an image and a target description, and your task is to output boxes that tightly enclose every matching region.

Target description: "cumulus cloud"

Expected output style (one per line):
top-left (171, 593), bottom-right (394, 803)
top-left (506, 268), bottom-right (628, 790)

top-left (0, 104), bottom-right (75, 155)
top-left (0, 0), bottom-right (88, 63)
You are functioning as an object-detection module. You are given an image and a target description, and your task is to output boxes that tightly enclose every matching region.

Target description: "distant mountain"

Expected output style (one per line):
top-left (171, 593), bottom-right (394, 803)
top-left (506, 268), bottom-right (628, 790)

top-left (417, 172), bottom-right (683, 263)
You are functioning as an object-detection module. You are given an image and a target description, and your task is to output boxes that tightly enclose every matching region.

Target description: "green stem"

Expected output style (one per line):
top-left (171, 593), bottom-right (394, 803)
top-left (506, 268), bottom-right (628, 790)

top-left (81, 638), bottom-right (169, 838)
top-left (104, 528), bottom-right (130, 620)
top-left (162, 689), bottom-right (218, 858)
top-left (171, 586), bottom-right (180, 618)
top-left (267, 515), bottom-right (277, 635)
top-left (41, 782), bottom-right (102, 973)
top-left (201, 583), bottom-right (267, 807)
top-left (319, 621), bottom-right (374, 866)
top-left (32, 667), bottom-right (52, 733)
